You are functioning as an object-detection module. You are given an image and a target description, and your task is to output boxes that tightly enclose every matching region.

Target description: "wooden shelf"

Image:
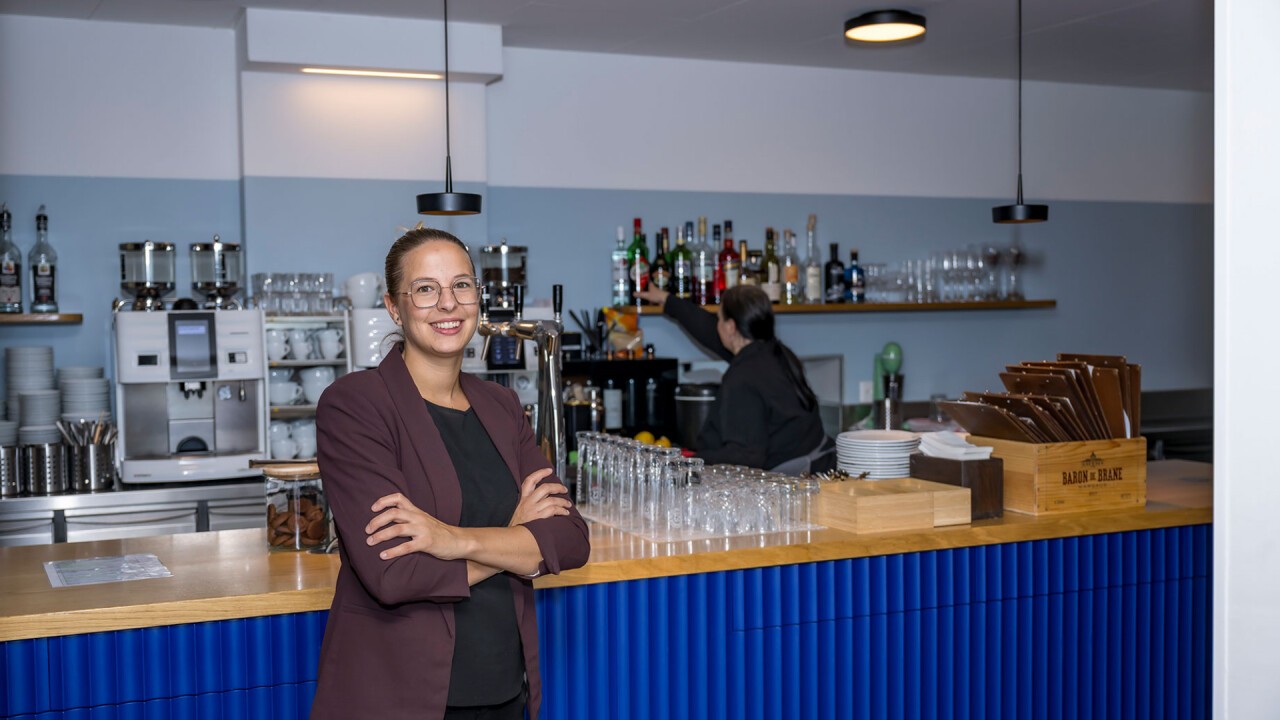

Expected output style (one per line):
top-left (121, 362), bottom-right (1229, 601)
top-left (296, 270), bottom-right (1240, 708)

top-left (270, 405), bottom-right (318, 419)
top-left (624, 299), bottom-right (1056, 315)
top-left (0, 313), bottom-right (84, 325)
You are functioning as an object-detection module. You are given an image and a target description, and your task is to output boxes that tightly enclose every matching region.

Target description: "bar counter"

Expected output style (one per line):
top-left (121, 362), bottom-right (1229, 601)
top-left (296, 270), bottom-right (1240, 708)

top-left (0, 460), bottom-right (1213, 719)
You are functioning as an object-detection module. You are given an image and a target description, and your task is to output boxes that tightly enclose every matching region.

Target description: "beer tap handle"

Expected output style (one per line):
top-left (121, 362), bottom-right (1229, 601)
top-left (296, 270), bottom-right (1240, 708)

top-left (552, 284), bottom-right (563, 325)
top-left (480, 288), bottom-right (491, 323)
top-left (512, 285), bottom-right (524, 321)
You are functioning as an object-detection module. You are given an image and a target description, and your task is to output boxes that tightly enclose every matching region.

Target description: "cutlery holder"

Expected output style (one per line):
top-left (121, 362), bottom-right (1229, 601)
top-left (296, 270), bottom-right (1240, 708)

top-left (67, 443), bottom-right (116, 493)
top-left (22, 443), bottom-right (67, 496)
top-left (0, 445), bottom-right (18, 498)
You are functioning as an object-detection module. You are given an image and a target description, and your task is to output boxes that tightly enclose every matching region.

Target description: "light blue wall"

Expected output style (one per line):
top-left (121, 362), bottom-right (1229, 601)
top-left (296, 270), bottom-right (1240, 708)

top-left (0, 175), bottom-right (241, 400)
top-left (0, 175), bottom-right (1212, 404)
top-left (486, 186), bottom-right (1212, 400)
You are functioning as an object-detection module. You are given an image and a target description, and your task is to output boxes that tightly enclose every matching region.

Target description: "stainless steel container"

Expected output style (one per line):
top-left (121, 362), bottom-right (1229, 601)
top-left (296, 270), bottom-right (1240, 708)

top-left (120, 240), bottom-right (176, 311)
top-left (22, 442), bottom-right (66, 495)
top-left (0, 445), bottom-right (18, 497)
top-left (67, 443), bottom-right (115, 493)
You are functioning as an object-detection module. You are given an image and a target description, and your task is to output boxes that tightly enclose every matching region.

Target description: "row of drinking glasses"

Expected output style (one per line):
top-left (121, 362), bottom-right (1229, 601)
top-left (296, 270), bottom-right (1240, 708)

top-left (249, 273), bottom-right (338, 315)
top-left (575, 432), bottom-right (819, 541)
top-left (860, 242), bottom-right (1027, 303)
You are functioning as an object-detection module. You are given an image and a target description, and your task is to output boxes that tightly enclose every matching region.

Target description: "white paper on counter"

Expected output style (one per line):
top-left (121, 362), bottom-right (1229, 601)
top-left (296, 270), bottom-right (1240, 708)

top-left (44, 553), bottom-right (173, 588)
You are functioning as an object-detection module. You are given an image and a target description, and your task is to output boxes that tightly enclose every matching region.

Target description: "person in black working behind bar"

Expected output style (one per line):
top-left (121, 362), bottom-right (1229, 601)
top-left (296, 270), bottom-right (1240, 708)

top-left (635, 285), bottom-right (836, 474)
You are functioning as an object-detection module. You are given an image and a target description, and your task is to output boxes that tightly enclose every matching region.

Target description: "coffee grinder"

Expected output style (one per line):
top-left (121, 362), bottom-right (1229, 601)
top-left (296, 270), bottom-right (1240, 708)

top-left (190, 235), bottom-right (243, 310)
top-left (112, 308), bottom-right (267, 483)
top-left (477, 241), bottom-right (529, 370)
top-left (119, 241), bottom-right (176, 311)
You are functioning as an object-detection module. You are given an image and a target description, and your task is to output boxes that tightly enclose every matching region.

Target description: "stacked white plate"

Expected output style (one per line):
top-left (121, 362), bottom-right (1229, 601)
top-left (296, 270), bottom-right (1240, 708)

top-left (18, 389), bottom-right (60, 426)
top-left (18, 424), bottom-right (61, 445)
top-left (0, 420), bottom-right (17, 445)
top-left (4, 346), bottom-right (55, 421)
top-left (836, 429), bottom-right (921, 480)
top-left (60, 378), bottom-right (111, 421)
top-left (57, 366), bottom-right (104, 384)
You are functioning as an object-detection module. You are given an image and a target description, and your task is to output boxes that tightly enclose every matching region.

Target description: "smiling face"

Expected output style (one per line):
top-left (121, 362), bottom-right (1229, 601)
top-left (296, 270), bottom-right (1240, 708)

top-left (383, 239), bottom-right (479, 363)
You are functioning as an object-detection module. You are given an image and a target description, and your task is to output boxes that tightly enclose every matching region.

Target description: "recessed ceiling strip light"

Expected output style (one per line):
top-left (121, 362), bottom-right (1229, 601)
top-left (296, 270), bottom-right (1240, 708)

top-left (301, 68), bottom-right (442, 80)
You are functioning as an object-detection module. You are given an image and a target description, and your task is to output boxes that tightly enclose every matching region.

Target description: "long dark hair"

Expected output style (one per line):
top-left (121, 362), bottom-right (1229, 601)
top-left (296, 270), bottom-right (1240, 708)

top-left (719, 286), bottom-right (818, 411)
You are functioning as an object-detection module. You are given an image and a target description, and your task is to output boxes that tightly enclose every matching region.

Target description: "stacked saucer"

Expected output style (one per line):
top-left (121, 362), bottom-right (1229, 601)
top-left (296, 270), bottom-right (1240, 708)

top-left (18, 424), bottom-right (61, 445)
top-left (4, 346), bottom-right (55, 421)
top-left (60, 378), bottom-right (111, 422)
top-left (835, 429), bottom-right (921, 480)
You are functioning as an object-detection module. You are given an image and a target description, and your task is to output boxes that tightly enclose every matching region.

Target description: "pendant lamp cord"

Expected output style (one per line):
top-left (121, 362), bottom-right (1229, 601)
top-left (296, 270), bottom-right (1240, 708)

top-left (443, 0), bottom-right (454, 193)
top-left (1013, 0), bottom-right (1024, 203)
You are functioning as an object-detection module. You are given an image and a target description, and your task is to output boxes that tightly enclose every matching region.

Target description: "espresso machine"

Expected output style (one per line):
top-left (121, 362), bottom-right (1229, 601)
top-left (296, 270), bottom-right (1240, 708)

top-left (112, 308), bottom-right (267, 483)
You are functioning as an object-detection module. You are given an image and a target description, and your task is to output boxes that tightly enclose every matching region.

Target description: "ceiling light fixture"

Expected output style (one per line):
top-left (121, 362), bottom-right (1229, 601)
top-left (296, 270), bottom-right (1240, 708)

top-left (843, 10), bottom-right (926, 43)
top-left (416, 0), bottom-right (482, 216)
top-left (992, 0), bottom-right (1048, 224)
top-left (301, 68), bottom-right (442, 80)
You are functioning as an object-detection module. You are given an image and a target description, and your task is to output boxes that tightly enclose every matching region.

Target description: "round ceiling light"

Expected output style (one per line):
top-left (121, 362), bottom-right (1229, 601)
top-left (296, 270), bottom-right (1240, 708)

top-left (844, 10), bottom-right (927, 43)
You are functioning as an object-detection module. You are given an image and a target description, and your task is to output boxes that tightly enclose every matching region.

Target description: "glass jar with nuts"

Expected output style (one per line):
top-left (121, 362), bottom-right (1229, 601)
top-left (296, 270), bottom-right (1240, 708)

top-left (263, 463), bottom-right (329, 551)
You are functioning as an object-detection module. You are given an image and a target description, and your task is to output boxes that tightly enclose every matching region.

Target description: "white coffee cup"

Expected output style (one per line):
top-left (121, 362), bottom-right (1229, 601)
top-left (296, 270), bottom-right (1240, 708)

top-left (345, 272), bottom-right (381, 309)
top-left (302, 378), bottom-right (331, 404)
top-left (271, 437), bottom-right (299, 460)
top-left (288, 339), bottom-right (313, 361)
top-left (267, 340), bottom-right (290, 362)
top-left (291, 419), bottom-right (316, 438)
top-left (269, 422), bottom-right (292, 441)
top-left (318, 329), bottom-right (345, 359)
top-left (298, 366), bottom-right (336, 384)
top-left (266, 329), bottom-right (289, 344)
top-left (295, 436), bottom-right (317, 458)
top-left (269, 368), bottom-right (294, 383)
top-left (269, 382), bottom-right (304, 405)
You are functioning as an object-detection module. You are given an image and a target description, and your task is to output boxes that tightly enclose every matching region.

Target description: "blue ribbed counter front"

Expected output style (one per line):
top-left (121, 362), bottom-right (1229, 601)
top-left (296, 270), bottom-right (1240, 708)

top-left (0, 462), bottom-right (1212, 719)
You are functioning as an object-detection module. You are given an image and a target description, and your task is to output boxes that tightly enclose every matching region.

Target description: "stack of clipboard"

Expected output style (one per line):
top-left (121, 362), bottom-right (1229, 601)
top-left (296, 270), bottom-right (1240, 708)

top-left (939, 354), bottom-right (1141, 444)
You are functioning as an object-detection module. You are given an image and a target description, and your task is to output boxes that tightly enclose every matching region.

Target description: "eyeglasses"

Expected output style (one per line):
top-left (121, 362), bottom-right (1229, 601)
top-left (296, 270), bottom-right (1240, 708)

top-left (401, 277), bottom-right (481, 308)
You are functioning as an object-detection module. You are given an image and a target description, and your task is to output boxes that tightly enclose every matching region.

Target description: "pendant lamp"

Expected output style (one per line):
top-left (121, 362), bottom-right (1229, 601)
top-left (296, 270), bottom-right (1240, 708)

top-left (992, 0), bottom-right (1047, 224)
top-left (844, 10), bottom-right (927, 43)
top-left (417, 0), bottom-right (482, 216)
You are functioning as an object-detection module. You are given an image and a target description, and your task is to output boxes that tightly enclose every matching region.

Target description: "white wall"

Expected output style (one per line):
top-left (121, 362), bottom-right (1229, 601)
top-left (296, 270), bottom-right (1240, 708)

top-left (1214, 0), bottom-right (1280, 716)
top-left (488, 48), bottom-right (1211, 204)
top-left (0, 15), bottom-right (238, 180)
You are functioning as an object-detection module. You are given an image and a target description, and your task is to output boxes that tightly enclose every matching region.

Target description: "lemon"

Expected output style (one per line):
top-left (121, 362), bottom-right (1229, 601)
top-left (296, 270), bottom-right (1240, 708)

top-left (655, 436), bottom-right (672, 448)
top-left (634, 430), bottom-right (655, 444)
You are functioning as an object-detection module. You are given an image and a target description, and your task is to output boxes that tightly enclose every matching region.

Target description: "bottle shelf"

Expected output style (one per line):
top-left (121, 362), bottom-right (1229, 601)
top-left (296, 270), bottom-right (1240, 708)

top-left (270, 405), bottom-right (319, 419)
top-left (0, 313), bottom-right (84, 325)
top-left (625, 299), bottom-right (1056, 315)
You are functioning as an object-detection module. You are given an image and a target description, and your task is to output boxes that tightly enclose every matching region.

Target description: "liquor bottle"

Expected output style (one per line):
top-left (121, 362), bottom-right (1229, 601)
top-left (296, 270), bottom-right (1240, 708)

top-left (782, 230), bottom-right (802, 305)
top-left (627, 217), bottom-right (650, 304)
top-left (692, 217), bottom-right (715, 305)
top-left (28, 205), bottom-right (57, 313)
top-left (823, 242), bottom-right (846, 304)
top-left (717, 223), bottom-right (740, 294)
top-left (610, 225), bottom-right (629, 306)
top-left (738, 240), bottom-right (757, 287)
top-left (649, 229), bottom-right (672, 293)
top-left (760, 228), bottom-right (782, 302)
top-left (0, 204), bottom-right (22, 313)
top-left (845, 249), bottom-right (866, 303)
top-left (803, 214), bottom-right (822, 303)
top-left (670, 225), bottom-right (694, 299)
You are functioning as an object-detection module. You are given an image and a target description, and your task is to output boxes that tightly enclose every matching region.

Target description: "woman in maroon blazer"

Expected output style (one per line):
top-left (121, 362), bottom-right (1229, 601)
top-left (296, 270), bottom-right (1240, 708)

top-left (312, 228), bottom-right (591, 720)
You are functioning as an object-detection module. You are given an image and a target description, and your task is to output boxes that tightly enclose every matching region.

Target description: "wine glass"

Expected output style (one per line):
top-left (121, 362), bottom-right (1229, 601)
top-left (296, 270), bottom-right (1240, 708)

top-left (1006, 238), bottom-right (1026, 301)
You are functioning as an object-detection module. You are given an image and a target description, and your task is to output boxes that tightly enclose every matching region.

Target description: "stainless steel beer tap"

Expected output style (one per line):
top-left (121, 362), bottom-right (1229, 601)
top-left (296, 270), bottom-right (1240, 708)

top-left (477, 284), bottom-right (567, 481)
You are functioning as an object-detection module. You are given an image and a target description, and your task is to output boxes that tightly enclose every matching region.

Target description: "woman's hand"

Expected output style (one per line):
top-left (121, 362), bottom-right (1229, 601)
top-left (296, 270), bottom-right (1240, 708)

top-left (634, 287), bottom-right (670, 308)
top-left (509, 468), bottom-right (572, 527)
top-left (365, 493), bottom-right (468, 561)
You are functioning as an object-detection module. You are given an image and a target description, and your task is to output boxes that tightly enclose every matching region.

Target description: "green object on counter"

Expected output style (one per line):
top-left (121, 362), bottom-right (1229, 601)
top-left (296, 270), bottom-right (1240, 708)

top-left (873, 353), bottom-right (885, 401)
top-left (881, 341), bottom-right (903, 375)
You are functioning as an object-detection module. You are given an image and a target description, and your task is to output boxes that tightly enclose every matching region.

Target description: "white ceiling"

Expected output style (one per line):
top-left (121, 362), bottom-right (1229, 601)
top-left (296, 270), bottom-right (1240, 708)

top-left (0, 0), bottom-right (1212, 91)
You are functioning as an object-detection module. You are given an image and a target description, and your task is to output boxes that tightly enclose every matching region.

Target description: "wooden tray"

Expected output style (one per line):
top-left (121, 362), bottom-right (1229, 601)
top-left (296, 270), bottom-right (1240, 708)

top-left (812, 477), bottom-right (971, 534)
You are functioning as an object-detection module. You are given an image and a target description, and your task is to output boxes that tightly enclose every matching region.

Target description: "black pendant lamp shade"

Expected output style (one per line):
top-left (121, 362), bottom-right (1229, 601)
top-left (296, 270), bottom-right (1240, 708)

top-left (992, 0), bottom-right (1047, 224)
top-left (844, 10), bottom-right (927, 43)
top-left (417, 0), bottom-right (481, 216)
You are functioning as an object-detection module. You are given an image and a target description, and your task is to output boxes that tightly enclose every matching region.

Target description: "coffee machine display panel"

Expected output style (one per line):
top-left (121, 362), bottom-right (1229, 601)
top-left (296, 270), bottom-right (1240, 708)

top-left (168, 313), bottom-right (217, 380)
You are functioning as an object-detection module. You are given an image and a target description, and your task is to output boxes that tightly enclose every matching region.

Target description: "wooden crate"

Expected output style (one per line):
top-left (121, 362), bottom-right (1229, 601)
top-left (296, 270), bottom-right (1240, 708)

top-left (966, 436), bottom-right (1147, 515)
top-left (812, 478), bottom-right (971, 534)
top-left (909, 454), bottom-right (1005, 520)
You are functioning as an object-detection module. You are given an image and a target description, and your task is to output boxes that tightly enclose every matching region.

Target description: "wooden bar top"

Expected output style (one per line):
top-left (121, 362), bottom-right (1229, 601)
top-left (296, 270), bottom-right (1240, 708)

top-left (0, 460), bottom-right (1211, 642)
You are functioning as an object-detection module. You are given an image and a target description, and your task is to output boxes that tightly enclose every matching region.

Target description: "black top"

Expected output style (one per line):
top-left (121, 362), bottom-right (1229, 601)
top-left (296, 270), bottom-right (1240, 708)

top-left (424, 400), bottom-right (524, 707)
top-left (664, 295), bottom-right (829, 470)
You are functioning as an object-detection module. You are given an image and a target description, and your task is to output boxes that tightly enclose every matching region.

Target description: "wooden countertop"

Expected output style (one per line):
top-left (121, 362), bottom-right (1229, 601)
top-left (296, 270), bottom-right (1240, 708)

top-left (0, 460), bottom-right (1211, 642)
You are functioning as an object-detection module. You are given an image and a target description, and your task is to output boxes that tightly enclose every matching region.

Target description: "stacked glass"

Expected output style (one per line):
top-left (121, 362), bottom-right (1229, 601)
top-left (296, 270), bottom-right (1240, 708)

top-left (250, 273), bottom-right (337, 314)
top-left (575, 431), bottom-right (820, 541)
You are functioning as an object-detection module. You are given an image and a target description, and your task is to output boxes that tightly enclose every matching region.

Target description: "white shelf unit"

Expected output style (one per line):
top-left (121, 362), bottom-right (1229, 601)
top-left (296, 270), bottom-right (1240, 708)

top-left (263, 313), bottom-right (352, 461)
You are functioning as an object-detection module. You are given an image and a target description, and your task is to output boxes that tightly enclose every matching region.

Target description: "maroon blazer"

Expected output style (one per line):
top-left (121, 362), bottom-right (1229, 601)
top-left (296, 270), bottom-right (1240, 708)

top-left (311, 348), bottom-right (590, 720)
